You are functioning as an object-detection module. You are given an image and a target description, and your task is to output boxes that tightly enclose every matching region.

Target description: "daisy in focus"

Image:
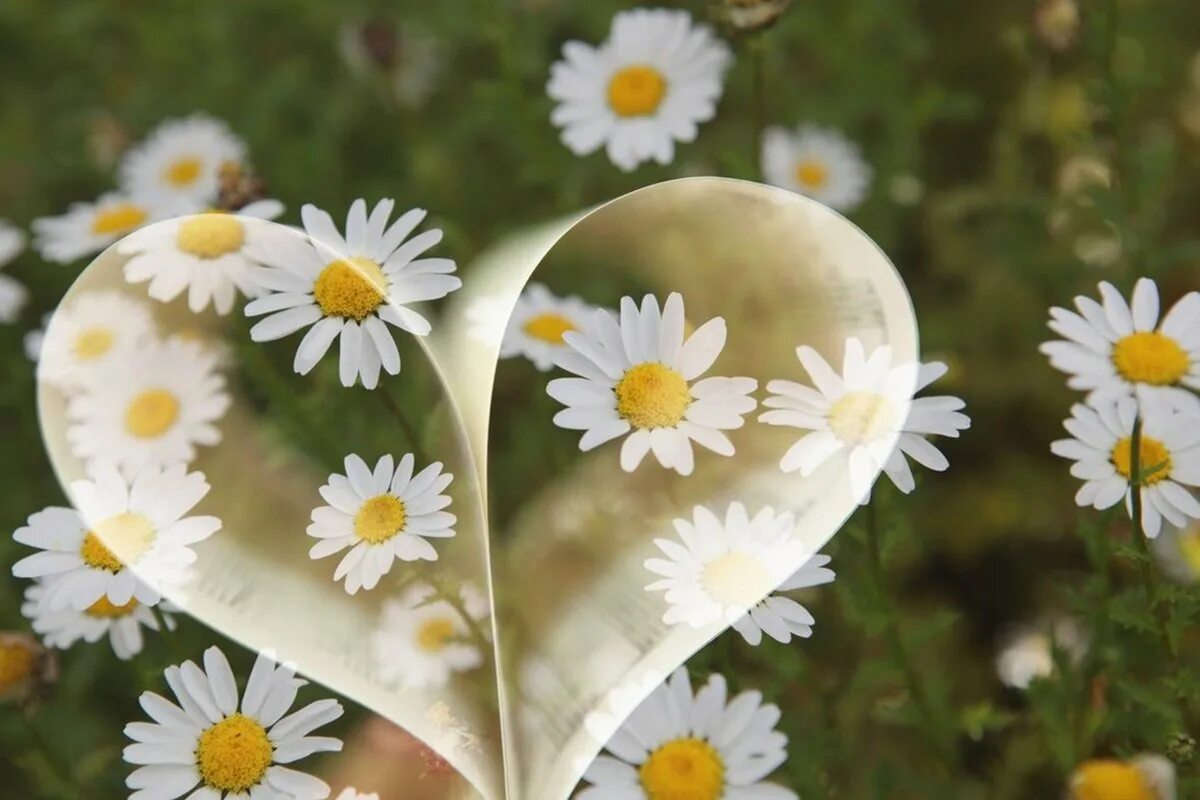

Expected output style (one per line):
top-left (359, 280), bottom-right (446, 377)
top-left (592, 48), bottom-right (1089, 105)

top-left (501, 283), bottom-right (599, 371)
top-left (370, 582), bottom-right (488, 690)
top-left (1069, 755), bottom-right (1175, 800)
top-left (995, 616), bottom-right (1087, 690)
top-left (120, 199), bottom-right (284, 314)
top-left (123, 646), bottom-right (343, 800)
top-left (66, 336), bottom-right (230, 477)
top-left (644, 501), bottom-right (806, 629)
top-left (35, 289), bottom-right (156, 392)
top-left (761, 124), bottom-right (873, 212)
top-left (760, 338), bottom-right (970, 502)
top-left (733, 553), bottom-right (835, 646)
top-left (0, 219), bottom-right (28, 324)
top-left (22, 579), bottom-right (176, 661)
top-left (119, 114), bottom-right (246, 212)
top-left (547, 8), bottom-right (731, 172)
top-left (1051, 397), bottom-right (1200, 538)
top-left (1041, 278), bottom-right (1200, 412)
top-left (31, 192), bottom-right (155, 264)
top-left (547, 293), bottom-right (757, 476)
top-left (245, 198), bottom-right (461, 388)
top-left (11, 463), bottom-right (221, 610)
top-left (578, 667), bottom-right (796, 800)
top-left (308, 453), bottom-right (456, 595)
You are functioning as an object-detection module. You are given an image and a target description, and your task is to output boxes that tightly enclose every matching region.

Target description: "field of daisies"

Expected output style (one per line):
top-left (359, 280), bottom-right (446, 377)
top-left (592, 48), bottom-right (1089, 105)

top-left (3, 1), bottom-right (1200, 799)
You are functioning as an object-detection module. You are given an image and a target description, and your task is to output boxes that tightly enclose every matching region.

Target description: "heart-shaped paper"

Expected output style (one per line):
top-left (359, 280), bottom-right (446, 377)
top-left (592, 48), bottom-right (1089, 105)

top-left (35, 177), bottom-right (916, 800)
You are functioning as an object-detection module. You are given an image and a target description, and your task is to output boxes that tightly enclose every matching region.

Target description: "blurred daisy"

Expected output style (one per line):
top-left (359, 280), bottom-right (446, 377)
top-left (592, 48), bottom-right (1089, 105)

top-left (245, 198), bottom-right (461, 389)
top-left (119, 114), bottom-right (246, 212)
top-left (761, 124), bottom-right (872, 211)
top-left (717, 0), bottom-right (794, 32)
top-left (1152, 518), bottom-right (1200, 584)
top-left (335, 790), bottom-right (380, 800)
top-left (760, 338), bottom-right (969, 502)
top-left (644, 501), bottom-right (805, 628)
top-left (1051, 397), bottom-right (1200, 538)
top-left (1041, 278), bottom-right (1200, 413)
top-left (124, 646), bottom-right (343, 800)
top-left (0, 219), bottom-right (28, 324)
top-left (995, 616), bottom-right (1087, 689)
top-left (22, 579), bottom-right (176, 661)
top-left (338, 17), bottom-right (443, 109)
top-left (547, 293), bottom-right (757, 476)
top-left (733, 554), bottom-right (835, 646)
top-left (370, 583), bottom-right (488, 690)
top-left (32, 193), bottom-right (155, 264)
top-left (0, 219), bottom-right (23, 265)
top-left (0, 632), bottom-right (54, 704)
top-left (120, 200), bottom-right (284, 315)
top-left (36, 290), bottom-right (156, 392)
top-left (66, 335), bottom-right (230, 476)
top-left (308, 453), bottom-right (456, 594)
top-left (502, 283), bottom-right (599, 371)
top-left (11, 462), bottom-right (221, 610)
top-left (1070, 755), bottom-right (1175, 800)
top-left (547, 8), bottom-right (731, 172)
top-left (578, 667), bottom-right (796, 800)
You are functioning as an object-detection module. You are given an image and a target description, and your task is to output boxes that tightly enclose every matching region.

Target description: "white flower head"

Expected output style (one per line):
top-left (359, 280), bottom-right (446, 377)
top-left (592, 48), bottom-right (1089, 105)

top-left (120, 200), bottom-right (284, 315)
top-left (123, 646), bottom-right (343, 799)
top-left (732, 553), bottom-right (835, 646)
top-left (66, 336), bottom-right (230, 477)
top-left (0, 219), bottom-right (26, 324)
top-left (308, 453), bottom-right (457, 595)
top-left (11, 462), bottom-right (221, 610)
top-left (583, 668), bottom-right (670, 745)
top-left (22, 578), bottom-right (176, 661)
top-left (995, 616), bottom-right (1087, 690)
top-left (245, 198), bottom-right (461, 389)
top-left (760, 338), bottom-right (969, 502)
top-left (548, 292), bottom-right (757, 476)
top-left (501, 283), bottom-right (600, 371)
top-left (32, 193), bottom-right (157, 264)
top-left (1041, 278), bottom-right (1200, 413)
top-left (548, 8), bottom-right (732, 171)
top-left (36, 290), bottom-right (157, 393)
top-left (0, 218), bottom-right (24, 267)
top-left (370, 583), bottom-right (489, 690)
top-left (578, 667), bottom-right (796, 800)
top-left (761, 124), bottom-right (873, 211)
top-left (119, 114), bottom-right (246, 212)
top-left (1051, 397), bottom-right (1200, 538)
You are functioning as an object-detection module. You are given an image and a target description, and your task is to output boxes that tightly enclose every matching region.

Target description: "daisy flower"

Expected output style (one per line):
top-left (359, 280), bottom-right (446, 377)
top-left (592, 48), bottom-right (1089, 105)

top-left (22, 579), bottom-right (176, 661)
top-left (547, 292), bottom-right (757, 476)
top-left (1070, 755), bottom-right (1175, 800)
top-left (732, 554), bottom-right (835, 646)
top-left (0, 632), bottom-right (55, 704)
top-left (124, 646), bottom-right (343, 800)
top-left (36, 290), bottom-right (157, 392)
top-left (308, 453), bottom-right (456, 595)
top-left (119, 114), bottom-right (246, 212)
top-left (760, 338), bottom-right (970, 502)
top-left (31, 193), bottom-right (156, 264)
top-left (501, 283), bottom-right (599, 371)
top-left (761, 124), bottom-right (873, 211)
top-left (1041, 278), bottom-right (1200, 413)
top-left (578, 667), bottom-right (796, 800)
top-left (644, 502), bottom-right (806, 628)
top-left (1152, 518), bottom-right (1200, 584)
top-left (995, 616), bottom-right (1087, 690)
top-left (335, 790), bottom-right (379, 800)
top-left (11, 462), bottom-right (221, 610)
top-left (0, 218), bottom-right (23, 266)
top-left (0, 220), bottom-right (28, 324)
top-left (369, 583), bottom-right (488, 690)
top-left (119, 200), bottom-right (284, 315)
top-left (1052, 397), bottom-right (1200, 538)
top-left (245, 198), bottom-right (461, 389)
top-left (547, 8), bottom-right (732, 172)
top-left (66, 335), bottom-right (230, 476)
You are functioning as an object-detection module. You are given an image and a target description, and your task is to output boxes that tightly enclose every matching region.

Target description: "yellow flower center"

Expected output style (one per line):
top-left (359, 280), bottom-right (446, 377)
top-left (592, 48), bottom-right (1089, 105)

top-left (124, 388), bottom-right (181, 439)
top-left (1112, 331), bottom-right (1189, 386)
top-left (795, 159), bottom-right (829, 189)
top-left (164, 156), bottom-right (203, 188)
top-left (85, 596), bottom-right (139, 619)
top-left (0, 641), bottom-right (35, 694)
top-left (73, 327), bottom-right (114, 361)
top-left (416, 617), bottom-right (457, 653)
top-left (615, 362), bottom-right (691, 429)
top-left (354, 495), bottom-right (408, 544)
top-left (828, 391), bottom-right (894, 444)
top-left (522, 312), bottom-right (576, 344)
top-left (177, 213), bottom-right (245, 259)
top-left (1111, 435), bottom-right (1172, 485)
top-left (608, 65), bottom-right (668, 117)
top-left (90, 203), bottom-right (148, 236)
top-left (195, 713), bottom-right (274, 793)
top-left (80, 513), bottom-right (156, 572)
top-left (1071, 760), bottom-right (1155, 800)
top-left (638, 737), bottom-right (725, 800)
top-left (701, 551), bottom-right (770, 608)
top-left (313, 256), bottom-right (389, 321)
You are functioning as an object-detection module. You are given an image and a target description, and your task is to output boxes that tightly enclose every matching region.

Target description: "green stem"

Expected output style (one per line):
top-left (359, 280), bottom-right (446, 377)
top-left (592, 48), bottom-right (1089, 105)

top-left (427, 574), bottom-right (491, 655)
top-left (1128, 415), bottom-right (1176, 657)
